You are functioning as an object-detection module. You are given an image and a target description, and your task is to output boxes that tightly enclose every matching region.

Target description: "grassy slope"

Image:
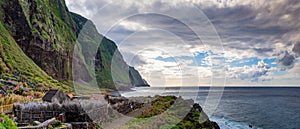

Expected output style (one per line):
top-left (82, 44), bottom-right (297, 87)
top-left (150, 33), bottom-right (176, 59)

top-left (125, 96), bottom-right (214, 129)
top-left (0, 22), bottom-right (69, 91)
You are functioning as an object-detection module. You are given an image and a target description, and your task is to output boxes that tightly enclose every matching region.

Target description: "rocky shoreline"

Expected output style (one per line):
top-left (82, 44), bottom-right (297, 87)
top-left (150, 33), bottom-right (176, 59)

top-left (105, 94), bottom-right (220, 129)
top-left (12, 93), bottom-right (220, 129)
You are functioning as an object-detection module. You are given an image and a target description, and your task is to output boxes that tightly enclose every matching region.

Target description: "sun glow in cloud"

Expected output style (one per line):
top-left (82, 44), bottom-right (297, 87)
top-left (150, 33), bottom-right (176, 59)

top-left (66, 0), bottom-right (300, 86)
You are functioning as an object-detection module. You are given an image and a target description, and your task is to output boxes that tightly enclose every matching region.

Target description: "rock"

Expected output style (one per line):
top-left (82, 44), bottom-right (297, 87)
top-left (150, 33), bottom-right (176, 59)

top-left (211, 122), bottom-right (221, 129)
top-left (33, 121), bottom-right (41, 125)
top-left (106, 96), bottom-right (144, 114)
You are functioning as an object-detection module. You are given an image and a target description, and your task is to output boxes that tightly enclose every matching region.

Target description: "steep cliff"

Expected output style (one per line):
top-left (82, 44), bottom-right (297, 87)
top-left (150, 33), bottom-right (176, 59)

top-left (0, 21), bottom-right (62, 89)
top-left (70, 12), bottom-right (132, 89)
top-left (0, 0), bottom-right (148, 90)
top-left (0, 0), bottom-right (76, 81)
top-left (129, 67), bottom-right (149, 87)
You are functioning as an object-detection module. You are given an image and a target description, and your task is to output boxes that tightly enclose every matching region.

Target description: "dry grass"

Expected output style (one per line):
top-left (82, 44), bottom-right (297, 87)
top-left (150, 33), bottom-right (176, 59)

top-left (21, 91), bottom-right (45, 98)
top-left (0, 94), bottom-right (33, 106)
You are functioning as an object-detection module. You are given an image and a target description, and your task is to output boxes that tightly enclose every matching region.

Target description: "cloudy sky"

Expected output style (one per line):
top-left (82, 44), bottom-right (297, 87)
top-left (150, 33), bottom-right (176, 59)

top-left (66, 0), bottom-right (300, 86)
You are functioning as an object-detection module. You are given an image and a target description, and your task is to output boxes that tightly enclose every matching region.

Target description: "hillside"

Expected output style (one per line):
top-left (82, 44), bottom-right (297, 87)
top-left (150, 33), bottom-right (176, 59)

top-left (0, 0), bottom-right (148, 93)
top-left (0, 19), bottom-right (65, 90)
top-left (0, 0), bottom-right (76, 81)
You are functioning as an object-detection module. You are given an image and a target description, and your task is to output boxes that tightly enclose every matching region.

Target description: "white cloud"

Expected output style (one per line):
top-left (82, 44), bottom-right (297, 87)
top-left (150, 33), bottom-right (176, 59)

top-left (66, 0), bottom-right (300, 86)
top-left (225, 61), bottom-right (271, 81)
top-left (119, 20), bottom-right (151, 31)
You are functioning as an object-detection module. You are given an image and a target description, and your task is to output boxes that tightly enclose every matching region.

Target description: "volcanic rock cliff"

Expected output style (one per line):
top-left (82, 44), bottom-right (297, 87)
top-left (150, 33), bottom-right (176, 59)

top-left (129, 66), bottom-right (149, 87)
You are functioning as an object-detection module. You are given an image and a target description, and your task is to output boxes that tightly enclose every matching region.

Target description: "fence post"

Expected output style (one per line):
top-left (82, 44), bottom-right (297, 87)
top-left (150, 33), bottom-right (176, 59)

top-left (41, 111), bottom-right (43, 122)
top-left (20, 111), bottom-right (22, 124)
top-left (30, 111), bottom-right (32, 123)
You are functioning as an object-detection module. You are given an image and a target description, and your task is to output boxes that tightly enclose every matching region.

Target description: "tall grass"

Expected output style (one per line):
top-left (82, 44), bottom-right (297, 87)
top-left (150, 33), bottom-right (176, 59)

top-left (0, 94), bottom-right (33, 106)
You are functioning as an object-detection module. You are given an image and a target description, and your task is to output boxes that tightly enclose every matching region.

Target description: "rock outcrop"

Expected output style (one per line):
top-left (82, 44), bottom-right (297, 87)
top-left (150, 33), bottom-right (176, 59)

top-left (105, 95), bottom-right (144, 114)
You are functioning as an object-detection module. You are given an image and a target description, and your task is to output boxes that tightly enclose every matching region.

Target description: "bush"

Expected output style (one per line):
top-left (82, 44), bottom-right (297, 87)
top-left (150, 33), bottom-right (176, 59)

top-left (52, 120), bottom-right (62, 127)
top-left (0, 114), bottom-right (17, 129)
top-left (48, 120), bottom-right (64, 129)
top-left (136, 96), bottom-right (176, 118)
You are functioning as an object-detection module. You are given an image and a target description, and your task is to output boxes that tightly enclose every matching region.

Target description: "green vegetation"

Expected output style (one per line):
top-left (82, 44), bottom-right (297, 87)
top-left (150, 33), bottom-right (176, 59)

top-left (71, 13), bottom-right (131, 90)
top-left (137, 96), bottom-right (176, 118)
top-left (0, 22), bottom-right (68, 90)
top-left (124, 96), bottom-right (185, 128)
top-left (0, 114), bottom-right (17, 129)
top-left (19, 0), bottom-right (76, 53)
top-left (48, 120), bottom-right (67, 129)
top-left (124, 96), bottom-right (217, 129)
top-left (0, 0), bottom-right (138, 94)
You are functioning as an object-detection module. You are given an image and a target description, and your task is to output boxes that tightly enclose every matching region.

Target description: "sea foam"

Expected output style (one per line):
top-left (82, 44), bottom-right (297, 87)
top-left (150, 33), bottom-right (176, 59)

top-left (210, 117), bottom-right (262, 129)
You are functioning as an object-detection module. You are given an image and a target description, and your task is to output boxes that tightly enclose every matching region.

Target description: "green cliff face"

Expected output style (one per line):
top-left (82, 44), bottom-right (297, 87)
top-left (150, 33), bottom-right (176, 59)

top-left (0, 0), bottom-right (147, 90)
top-left (71, 13), bottom-right (132, 89)
top-left (129, 67), bottom-right (149, 87)
top-left (0, 0), bottom-right (76, 81)
top-left (0, 21), bottom-right (64, 89)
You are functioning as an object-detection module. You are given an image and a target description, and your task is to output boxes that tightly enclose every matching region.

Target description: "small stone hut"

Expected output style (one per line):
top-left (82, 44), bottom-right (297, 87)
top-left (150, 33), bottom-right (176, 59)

top-left (42, 89), bottom-right (69, 104)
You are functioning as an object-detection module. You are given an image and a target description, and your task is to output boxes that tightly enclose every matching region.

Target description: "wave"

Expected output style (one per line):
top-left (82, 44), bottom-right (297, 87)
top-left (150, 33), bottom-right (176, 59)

top-left (210, 117), bottom-right (262, 129)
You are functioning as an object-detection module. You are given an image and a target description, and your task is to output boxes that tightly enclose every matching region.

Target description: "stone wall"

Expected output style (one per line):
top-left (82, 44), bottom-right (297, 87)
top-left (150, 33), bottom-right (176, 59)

top-left (13, 100), bottom-right (116, 127)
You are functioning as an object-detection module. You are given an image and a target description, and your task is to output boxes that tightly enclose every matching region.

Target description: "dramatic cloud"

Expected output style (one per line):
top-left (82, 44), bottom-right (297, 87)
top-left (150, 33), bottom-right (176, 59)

top-left (66, 0), bottom-right (300, 86)
top-left (226, 61), bottom-right (271, 82)
top-left (276, 51), bottom-right (296, 70)
top-left (292, 42), bottom-right (300, 56)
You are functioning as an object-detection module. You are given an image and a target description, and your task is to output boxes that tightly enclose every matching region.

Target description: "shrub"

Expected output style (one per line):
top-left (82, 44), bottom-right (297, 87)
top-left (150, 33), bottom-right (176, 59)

top-left (0, 114), bottom-right (17, 129)
top-left (52, 120), bottom-right (62, 127)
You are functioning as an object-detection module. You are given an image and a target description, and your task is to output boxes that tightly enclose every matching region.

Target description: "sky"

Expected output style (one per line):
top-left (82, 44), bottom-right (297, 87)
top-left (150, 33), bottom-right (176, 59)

top-left (65, 0), bottom-right (300, 86)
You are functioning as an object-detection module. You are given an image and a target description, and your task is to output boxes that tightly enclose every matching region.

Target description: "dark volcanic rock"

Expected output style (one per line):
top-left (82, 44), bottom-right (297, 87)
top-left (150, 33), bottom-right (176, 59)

top-left (105, 95), bottom-right (144, 114)
top-left (176, 103), bottom-right (220, 129)
top-left (129, 66), bottom-right (150, 87)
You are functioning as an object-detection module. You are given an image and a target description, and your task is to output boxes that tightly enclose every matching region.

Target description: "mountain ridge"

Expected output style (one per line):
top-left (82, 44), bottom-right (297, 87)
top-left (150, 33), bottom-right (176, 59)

top-left (0, 0), bottom-right (149, 92)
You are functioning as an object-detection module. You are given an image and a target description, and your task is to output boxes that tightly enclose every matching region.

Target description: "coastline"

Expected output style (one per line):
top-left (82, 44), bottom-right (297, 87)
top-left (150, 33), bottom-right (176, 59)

top-left (120, 86), bottom-right (300, 129)
top-left (104, 94), bottom-right (220, 129)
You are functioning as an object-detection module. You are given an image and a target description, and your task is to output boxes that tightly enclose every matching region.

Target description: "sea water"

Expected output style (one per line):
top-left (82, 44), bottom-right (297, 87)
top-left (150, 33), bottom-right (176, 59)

top-left (121, 87), bottom-right (300, 129)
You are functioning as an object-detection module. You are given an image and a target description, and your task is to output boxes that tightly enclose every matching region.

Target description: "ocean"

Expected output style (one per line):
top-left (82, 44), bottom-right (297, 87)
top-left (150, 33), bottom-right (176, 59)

top-left (120, 87), bottom-right (300, 129)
